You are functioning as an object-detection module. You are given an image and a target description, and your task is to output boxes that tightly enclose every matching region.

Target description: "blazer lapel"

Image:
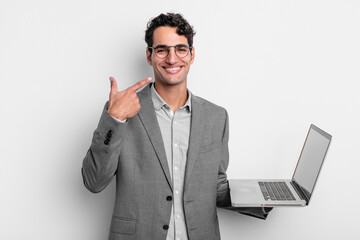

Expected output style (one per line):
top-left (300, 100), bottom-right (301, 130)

top-left (137, 84), bottom-right (173, 191)
top-left (184, 95), bottom-right (206, 190)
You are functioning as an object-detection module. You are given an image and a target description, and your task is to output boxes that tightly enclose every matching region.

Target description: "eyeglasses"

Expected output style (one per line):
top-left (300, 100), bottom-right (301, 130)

top-left (148, 44), bottom-right (192, 59)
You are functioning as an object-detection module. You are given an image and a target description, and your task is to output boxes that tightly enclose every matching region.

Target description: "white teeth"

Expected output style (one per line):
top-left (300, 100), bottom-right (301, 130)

top-left (166, 67), bottom-right (180, 70)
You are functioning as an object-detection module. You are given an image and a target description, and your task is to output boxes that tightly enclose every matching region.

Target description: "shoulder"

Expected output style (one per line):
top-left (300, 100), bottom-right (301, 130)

top-left (192, 94), bottom-right (228, 117)
top-left (191, 94), bottom-right (229, 132)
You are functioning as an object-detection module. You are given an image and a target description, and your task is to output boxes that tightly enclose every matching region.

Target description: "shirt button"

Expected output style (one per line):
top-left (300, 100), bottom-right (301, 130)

top-left (176, 214), bottom-right (181, 219)
top-left (163, 225), bottom-right (169, 230)
top-left (174, 166), bottom-right (178, 170)
top-left (174, 143), bottom-right (178, 148)
top-left (166, 196), bottom-right (172, 201)
top-left (175, 190), bottom-right (179, 194)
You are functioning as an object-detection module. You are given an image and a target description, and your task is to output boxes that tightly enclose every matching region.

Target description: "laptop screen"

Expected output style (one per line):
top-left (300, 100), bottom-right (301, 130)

top-left (292, 125), bottom-right (332, 201)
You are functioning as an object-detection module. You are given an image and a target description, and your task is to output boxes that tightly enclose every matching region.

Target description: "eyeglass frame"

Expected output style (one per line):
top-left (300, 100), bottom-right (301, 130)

top-left (148, 44), bottom-right (193, 59)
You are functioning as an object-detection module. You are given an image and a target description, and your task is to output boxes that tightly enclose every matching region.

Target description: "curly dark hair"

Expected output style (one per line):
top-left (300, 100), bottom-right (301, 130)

top-left (145, 13), bottom-right (196, 54)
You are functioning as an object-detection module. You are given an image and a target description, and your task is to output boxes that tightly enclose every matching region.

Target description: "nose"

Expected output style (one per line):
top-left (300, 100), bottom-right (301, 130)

top-left (165, 47), bottom-right (177, 64)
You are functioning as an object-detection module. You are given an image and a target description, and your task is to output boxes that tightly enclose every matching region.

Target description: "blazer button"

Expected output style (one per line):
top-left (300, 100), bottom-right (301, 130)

top-left (106, 130), bottom-right (113, 137)
top-left (163, 225), bottom-right (169, 230)
top-left (104, 139), bottom-right (110, 145)
top-left (166, 196), bottom-right (172, 201)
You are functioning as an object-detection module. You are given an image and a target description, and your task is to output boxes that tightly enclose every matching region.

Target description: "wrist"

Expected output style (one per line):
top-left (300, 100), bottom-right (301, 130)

top-left (107, 109), bottom-right (126, 121)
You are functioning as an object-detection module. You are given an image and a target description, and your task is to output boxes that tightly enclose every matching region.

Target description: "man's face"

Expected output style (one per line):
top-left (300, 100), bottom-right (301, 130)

top-left (146, 26), bottom-right (195, 87)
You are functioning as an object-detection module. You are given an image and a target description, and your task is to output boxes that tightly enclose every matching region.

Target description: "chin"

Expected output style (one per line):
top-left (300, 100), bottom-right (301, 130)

top-left (158, 76), bottom-right (186, 86)
top-left (163, 79), bottom-right (185, 86)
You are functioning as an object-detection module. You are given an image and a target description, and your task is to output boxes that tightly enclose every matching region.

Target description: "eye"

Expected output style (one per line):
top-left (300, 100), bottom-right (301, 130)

top-left (177, 47), bottom-right (188, 52)
top-left (156, 48), bottom-right (167, 53)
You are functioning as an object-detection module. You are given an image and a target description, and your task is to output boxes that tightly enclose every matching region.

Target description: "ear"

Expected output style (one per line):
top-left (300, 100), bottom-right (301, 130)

top-left (190, 46), bottom-right (195, 64)
top-left (146, 48), bottom-right (152, 66)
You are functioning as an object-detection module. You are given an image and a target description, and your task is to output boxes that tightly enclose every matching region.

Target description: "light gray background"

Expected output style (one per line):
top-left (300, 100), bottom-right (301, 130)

top-left (1, 0), bottom-right (359, 239)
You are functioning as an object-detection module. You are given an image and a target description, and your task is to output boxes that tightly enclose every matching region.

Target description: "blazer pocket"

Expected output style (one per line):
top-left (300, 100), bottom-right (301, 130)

top-left (110, 216), bottom-right (136, 235)
top-left (198, 141), bottom-right (222, 154)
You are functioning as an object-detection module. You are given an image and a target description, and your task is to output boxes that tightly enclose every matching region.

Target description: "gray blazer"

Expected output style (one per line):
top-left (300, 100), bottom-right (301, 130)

top-left (82, 84), bottom-right (266, 240)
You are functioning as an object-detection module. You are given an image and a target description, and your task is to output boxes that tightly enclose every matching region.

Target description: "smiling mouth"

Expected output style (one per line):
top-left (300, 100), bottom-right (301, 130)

top-left (163, 66), bottom-right (182, 74)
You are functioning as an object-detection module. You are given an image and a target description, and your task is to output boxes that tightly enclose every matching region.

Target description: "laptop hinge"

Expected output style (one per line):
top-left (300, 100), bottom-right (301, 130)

top-left (291, 181), bottom-right (309, 204)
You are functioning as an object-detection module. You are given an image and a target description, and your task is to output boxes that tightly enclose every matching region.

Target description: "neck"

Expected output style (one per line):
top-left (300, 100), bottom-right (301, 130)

top-left (154, 80), bottom-right (188, 112)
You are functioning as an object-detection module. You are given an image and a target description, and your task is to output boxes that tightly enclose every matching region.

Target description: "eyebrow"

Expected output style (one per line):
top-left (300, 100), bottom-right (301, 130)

top-left (153, 44), bottom-right (189, 48)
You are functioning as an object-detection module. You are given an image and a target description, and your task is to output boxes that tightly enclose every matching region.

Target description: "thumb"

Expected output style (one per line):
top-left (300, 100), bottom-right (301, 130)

top-left (109, 76), bottom-right (118, 96)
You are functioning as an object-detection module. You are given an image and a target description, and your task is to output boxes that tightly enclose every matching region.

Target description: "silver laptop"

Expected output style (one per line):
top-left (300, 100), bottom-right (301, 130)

top-left (229, 124), bottom-right (332, 207)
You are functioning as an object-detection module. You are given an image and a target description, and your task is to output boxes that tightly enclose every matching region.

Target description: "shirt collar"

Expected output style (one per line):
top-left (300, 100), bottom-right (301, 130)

top-left (150, 82), bottom-right (192, 113)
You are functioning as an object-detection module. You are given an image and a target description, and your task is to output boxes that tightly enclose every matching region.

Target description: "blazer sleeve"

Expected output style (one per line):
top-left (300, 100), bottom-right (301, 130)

top-left (81, 102), bottom-right (126, 193)
top-left (216, 109), bottom-right (232, 207)
top-left (216, 110), bottom-right (273, 220)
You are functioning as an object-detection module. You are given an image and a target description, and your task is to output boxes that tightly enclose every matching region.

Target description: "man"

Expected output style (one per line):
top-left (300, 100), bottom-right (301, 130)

top-left (82, 13), bottom-right (270, 240)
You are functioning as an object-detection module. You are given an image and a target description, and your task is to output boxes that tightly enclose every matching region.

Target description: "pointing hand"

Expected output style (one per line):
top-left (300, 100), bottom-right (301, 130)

top-left (107, 76), bottom-right (152, 121)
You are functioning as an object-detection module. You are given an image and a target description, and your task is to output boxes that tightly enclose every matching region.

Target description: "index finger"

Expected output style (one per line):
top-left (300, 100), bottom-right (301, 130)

top-left (126, 77), bottom-right (152, 93)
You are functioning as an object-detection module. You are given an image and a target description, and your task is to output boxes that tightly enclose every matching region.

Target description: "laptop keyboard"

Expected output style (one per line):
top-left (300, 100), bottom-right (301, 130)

top-left (258, 181), bottom-right (296, 201)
